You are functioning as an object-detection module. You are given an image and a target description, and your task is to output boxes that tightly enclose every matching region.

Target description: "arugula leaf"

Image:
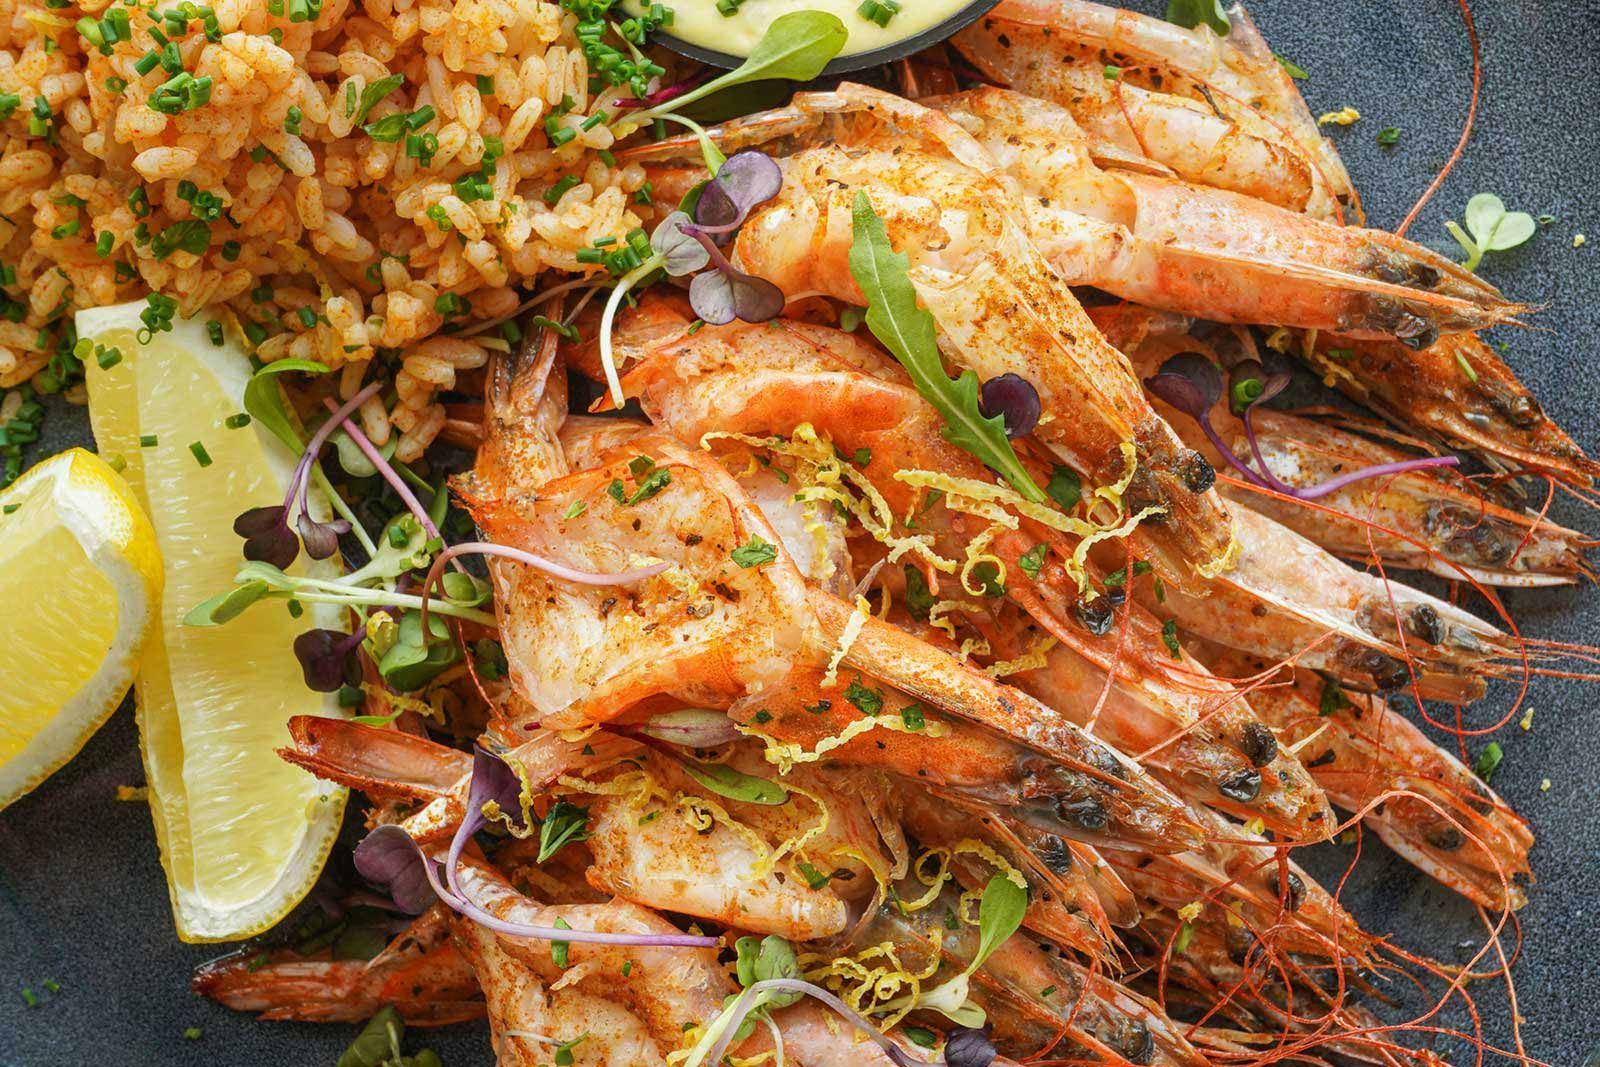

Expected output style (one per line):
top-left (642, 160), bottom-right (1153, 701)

top-left (683, 760), bottom-right (790, 806)
top-left (848, 192), bottom-right (1044, 503)
top-left (1165, 0), bottom-right (1229, 35)
top-left (628, 12), bottom-right (846, 127)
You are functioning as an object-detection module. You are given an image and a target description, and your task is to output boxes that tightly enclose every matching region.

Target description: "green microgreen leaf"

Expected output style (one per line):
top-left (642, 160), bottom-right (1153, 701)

top-left (1448, 193), bottom-right (1537, 272)
top-left (376, 609), bottom-right (460, 691)
top-left (183, 580), bottom-right (270, 626)
top-left (682, 759), bottom-right (790, 805)
top-left (1165, 0), bottom-right (1229, 35)
top-left (848, 192), bottom-right (1043, 503)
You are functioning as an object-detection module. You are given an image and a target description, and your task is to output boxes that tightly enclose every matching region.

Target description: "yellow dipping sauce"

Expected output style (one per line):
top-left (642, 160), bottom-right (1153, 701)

top-left (633, 0), bottom-right (972, 59)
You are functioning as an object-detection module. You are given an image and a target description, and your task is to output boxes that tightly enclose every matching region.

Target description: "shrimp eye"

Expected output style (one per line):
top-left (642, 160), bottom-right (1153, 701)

top-left (1425, 824), bottom-right (1466, 852)
top-left (1037, 834), bottom-right (1075, 875)
top-left (1056, 794), bottom-right (1108, 832)
top-left (1176, 449), bottom-right (1216, 494)
top-left (1074, 594), bottom-right (1114, 636)
top-left (1097, 1018), bottom-right (1154, 1066)
top-left (1408, 604), bottom-right (1444, 645)
top-left (1239, 721), bottom-right (1279, 768)
top-left (1284, 871), bottom-right (1306, 912)
top-left (1225, 924), bottom-right (1257, 965)
top-left (1217, 768), bottom-right (1262, 803)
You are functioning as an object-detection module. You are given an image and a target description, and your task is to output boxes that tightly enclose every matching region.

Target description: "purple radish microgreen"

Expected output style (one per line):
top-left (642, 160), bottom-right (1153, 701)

top-left (231, 380), bottom-right (380, 568)
top-left (292, 626), bottom-right (366, 692)
top-left (353, 750), bottom-right (718, 949)
top-left (977, 373), bottom-right (1041, 439)
top-left (597, 155), bottom-right (787, 404)
top-left (1144, 353), bottom-right (1460, 498)
top-left (692, 151), bottom-right (784, 235)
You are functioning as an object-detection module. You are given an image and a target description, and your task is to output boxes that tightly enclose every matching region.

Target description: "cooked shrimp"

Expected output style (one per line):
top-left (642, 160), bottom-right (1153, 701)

top-left (192, 905), bottom-right (484, 1025)
top-left (1301, 329), bottom-right (1600, 491)
top-left (624, 93), bottom-right (1238, 576)
top-left (1202, 642), bottom-right (1534, 911)
top-left (836, 880), bottom-right (1208, 1066)
top-left (922, 86), bottom-right (1519, 345)
top-left (728, 657), bottom-right (1204, 860)
top-left (807, 590), bottom-right (1215, 855)
top-left (575, 743), bottom-right (892, 940)
top-left (1097, 306), bottom-right (1594, 584)
top-left (461, 856), bottom-right (950, 1067)
top-left (952, 14), bottom-right (1321, 212)
top-left (609, 297), bottom-right (1330, 838)
top-left (894, 782), bottom-right (1136, 954)
top-left (1102, 796), bottom-right (1377, 968)
top-left (456, 430), bottom-right (816, 729)
top-left (960, 0), bottom-right (1358, 220)
top-left (456, 919), bottom-right (668, 1067)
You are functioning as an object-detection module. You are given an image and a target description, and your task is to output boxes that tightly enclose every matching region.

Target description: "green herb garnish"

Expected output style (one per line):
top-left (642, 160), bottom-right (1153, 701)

top-left (683, 759), bottom-right (789, 805)
top-left (1165, 0), bottom-right (1228, 35)
top-left (730, 536), bottom-right (777, 568)
top-left (1474, 741), bottom-right (1504, 783)
top-left (1446, 193), bottom-right (1536, 272)
top-left (848, 193), bottom-right (1043, 503)
top-left (538, 800), bottom-right (590, 862)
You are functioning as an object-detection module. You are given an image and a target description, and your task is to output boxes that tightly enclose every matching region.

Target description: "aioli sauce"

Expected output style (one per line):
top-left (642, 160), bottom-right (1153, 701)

top-left (632, 0), bottom-right (972, 59)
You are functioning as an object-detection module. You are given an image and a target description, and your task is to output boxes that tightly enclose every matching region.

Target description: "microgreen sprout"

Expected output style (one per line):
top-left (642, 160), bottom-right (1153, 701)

top-left (353, 750), bottom-right (718, 949)
top-left (1446, 193), bottom-right (1536, 272)
top-left (231, 381), bottom-right (376, 568)
top-left (596, 152), bottom-right (786, 404)
top-left (1144, 353), bottom-right (1459, 498)
top-left (1165, 0), bottom-right (1229, 35)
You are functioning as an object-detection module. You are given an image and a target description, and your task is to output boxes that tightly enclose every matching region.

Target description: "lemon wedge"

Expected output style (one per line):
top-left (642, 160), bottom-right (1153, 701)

top-left (0, 449), bottom-right (162, 808)
top-left (79, 301), bottom-right (347, 943)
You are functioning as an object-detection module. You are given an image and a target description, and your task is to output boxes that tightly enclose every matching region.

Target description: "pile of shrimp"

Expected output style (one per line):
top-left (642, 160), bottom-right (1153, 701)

top-left (194, 3), bottom-right (1594, 1064)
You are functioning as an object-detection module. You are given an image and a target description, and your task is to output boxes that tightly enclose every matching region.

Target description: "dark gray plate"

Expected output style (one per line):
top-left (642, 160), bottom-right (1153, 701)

top-left (2, 2), bottom-right (1597, 1063)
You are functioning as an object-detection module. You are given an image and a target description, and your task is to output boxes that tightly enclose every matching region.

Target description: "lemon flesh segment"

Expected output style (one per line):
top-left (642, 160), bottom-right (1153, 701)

top-left (79, 303), bottom-right (347, 943)
top-left (0, 450), bottom-right (161, 808)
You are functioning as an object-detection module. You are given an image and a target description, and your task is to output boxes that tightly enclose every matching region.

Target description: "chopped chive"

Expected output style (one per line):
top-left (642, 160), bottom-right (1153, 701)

top-left (188, 441), bottom-right (212, 467)
top-left (224, 412), bottom-right (251, 429)
top-left (139, 434), bottom-right (158, 447)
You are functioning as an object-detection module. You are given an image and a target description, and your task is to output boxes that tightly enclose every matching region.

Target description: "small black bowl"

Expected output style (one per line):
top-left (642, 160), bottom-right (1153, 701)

top-left (655, 0), bottom-right (1002, 75)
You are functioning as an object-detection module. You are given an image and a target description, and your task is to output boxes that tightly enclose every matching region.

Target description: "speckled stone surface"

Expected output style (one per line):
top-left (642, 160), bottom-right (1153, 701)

top-left (2, 2), bottom-right (1597, 1063)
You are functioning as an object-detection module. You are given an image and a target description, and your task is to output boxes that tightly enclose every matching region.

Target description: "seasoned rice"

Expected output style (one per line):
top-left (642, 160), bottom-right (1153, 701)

top-left (0, 0), bottom-right (648, 460)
